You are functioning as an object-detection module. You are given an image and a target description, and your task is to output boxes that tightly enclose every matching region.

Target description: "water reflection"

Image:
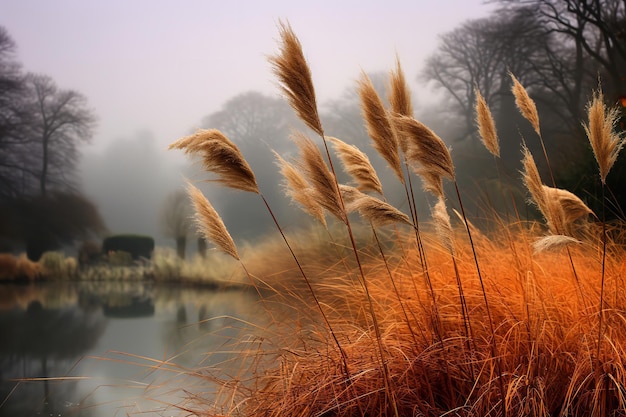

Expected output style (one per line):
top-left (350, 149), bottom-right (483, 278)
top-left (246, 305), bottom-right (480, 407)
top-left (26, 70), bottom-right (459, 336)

top-left (0, 281), bottom-right (264, 416)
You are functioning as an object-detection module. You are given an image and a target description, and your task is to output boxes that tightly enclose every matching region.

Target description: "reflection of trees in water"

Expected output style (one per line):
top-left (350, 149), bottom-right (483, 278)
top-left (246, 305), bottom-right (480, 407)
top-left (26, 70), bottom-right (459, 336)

top-left (158, 287), bottom-right (269, 368)
top-left (0, 298), bottom-right (107, 416)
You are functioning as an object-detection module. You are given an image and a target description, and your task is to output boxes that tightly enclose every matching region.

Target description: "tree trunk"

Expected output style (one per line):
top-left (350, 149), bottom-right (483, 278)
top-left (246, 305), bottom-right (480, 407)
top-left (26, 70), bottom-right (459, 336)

top-left (40, 135), bottom-right (48, 196)
top-left (176, 236), bottom-right (187, 259)
top-left (197, 237), bottom-right (207, 258)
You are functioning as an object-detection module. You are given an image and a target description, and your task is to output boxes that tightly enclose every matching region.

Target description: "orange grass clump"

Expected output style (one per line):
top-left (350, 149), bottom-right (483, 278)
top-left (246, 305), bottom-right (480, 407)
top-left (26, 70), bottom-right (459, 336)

top-left (164, 21), bottom-right (626, 417)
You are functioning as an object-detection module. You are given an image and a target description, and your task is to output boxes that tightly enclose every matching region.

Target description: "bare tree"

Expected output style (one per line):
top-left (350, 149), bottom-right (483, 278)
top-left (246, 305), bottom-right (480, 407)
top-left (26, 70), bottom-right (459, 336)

top-left (24, 74), bottom-right (96, 196)
top-left (498, 0), bottom-right (625, 103)
top-left (422, 8), bottom-right (553, 141)
top-left (0, 26), bottom-right (29, 200)
top-left (161, 189), bottom-right (191, 259)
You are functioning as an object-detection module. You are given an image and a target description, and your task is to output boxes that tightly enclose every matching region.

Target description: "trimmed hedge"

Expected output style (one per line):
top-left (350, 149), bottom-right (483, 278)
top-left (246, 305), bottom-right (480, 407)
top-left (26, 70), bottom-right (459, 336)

top-left (102, 234), bottom-right (154, 260)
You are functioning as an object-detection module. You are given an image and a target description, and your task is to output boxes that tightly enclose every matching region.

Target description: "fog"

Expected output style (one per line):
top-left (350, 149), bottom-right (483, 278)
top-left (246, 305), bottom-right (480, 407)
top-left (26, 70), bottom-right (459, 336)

top-left (1, 0), bottom-right (496, 251)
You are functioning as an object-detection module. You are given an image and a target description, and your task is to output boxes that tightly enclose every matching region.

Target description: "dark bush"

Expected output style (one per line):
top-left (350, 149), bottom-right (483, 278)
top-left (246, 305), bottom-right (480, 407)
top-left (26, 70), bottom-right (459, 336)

top-left (102, 234), bottom-right (154, 260)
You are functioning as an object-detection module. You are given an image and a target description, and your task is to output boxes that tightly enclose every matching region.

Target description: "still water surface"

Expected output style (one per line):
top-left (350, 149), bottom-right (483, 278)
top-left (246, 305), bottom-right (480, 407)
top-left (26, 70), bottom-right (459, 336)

top-left (0, 280), bottom-right (265, 416)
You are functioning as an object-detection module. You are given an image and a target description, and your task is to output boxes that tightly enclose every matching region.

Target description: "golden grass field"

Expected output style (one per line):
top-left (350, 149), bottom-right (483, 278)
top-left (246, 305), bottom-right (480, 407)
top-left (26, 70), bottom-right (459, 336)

top-left (167, 21), bottom-right (626, 417)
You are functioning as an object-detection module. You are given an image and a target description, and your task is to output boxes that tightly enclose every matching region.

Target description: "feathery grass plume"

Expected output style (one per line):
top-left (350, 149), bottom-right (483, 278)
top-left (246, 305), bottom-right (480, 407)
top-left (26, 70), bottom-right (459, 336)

top-left (292, 131), bottom-right (345, 222)
top-left (416, 168), bottom-right (444, 198)
top-left (583, 89), bottom-right (625, 184)
top-left (388, 56), bottom-right (413, 155)
top-left (338, 184), bottom-right (363, 204)
top-left (268, 20), bottom-right (323, 137)
top-left (432, 196), bottom-right (454, 254)
top-left (475, 88), bottom-right (500, 158)
top-left (543, 186), bottom-right (594, 225)
top-left (186, 182), bottom-right (239, 260)
top-left (358, 72), bottom-right (404, 182)
top-left (343, 186), bottom-right (413, 228)
top-left (532, 235), bottom-right (581, 254)
top-left (510, 73), bottom-right (541, 136)
top-left (521, 145), bottom-right (547, 212)
top-left (393, 115), bottom-right (455, 188)
top-left (522, 147), bottom-right (563, 234)
top-left (274, 151), bottom-right (327, 227)
top-left (170, 129), bottom-right (259, 193)
top-left (388, 55), bottom-right (413, 118)
top-left (328, 136), bottom-right (384, 195)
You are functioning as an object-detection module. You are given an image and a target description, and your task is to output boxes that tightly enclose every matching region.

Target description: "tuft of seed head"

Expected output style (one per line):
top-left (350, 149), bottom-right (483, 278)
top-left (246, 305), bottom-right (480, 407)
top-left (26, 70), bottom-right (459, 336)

top-left (293, 131), bottom-right (346, 223)
top-left (510, 73), bottom-right (541, 137)
top-left (268, 20), bottom-right (323, 137)
top-left (583, 89), bottom-right (625, 184)
top-left (388, 56), bottom-right (413, 155)
top-left (522, 146), bottom-right (592, 235)
top-left (328, 136), bottom-right (384, 195)
top-left (358, 72), bottom-right (404, 182)
top-left (186, 182), bottom-right (239, 260)
top-left (432, 196), bottom-right (455, 254)
top-left (532, 235), bottom-right (580, 254)
top-left (392, 115), bottom-right (455, 193)
top-left (343, 187), bottom-right (413, 228)
top-left (170, 129), bottom-right (259, 193)
top-left (274, 151), bottom-right (327, 227)
top-left (475, 88), bottom-right (500, 158)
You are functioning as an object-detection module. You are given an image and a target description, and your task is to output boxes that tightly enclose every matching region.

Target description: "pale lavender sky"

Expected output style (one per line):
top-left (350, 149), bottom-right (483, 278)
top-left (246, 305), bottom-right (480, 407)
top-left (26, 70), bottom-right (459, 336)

top-left (1, 1), bottom-right (496, 237)
top-left (1, 0), bottom-right (494, 152)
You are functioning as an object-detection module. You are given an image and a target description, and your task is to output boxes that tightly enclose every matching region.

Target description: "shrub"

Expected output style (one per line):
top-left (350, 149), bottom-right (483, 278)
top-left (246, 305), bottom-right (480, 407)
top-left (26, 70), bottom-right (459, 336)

top-left (107, 250), bottom-right (133, 266)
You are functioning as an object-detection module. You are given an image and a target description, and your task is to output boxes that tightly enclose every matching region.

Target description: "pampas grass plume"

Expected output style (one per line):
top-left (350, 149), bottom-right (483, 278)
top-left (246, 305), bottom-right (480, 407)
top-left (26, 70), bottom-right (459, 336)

top-left (475, 88), bottom-right (500, 157)
top-left (510, 73), bottom-right (541, 136)
top-left (393, 115), bottom-right (455, 189)
top-left (532, 235), bottom-right (580, 254)
top-left (170, 129), bottom-right (259, 193)
top-left (186, 182), bottom-right (240, 260)
top-left (583, 89), bottom-right (625, 184)
top-left (343, 186), bottom-right (413, 228)
top-left (432, 196), bottom-right (454, 253)
top-left (358, 72), bottom-right (404, 182)
top-left (293, 131), bottom-right (345, 222)
top-left (269, 20), bottom-right (323, 137)
top-left (274, 151), bottom-right (327, 227)
top-left (328, 136), bottom-right (383, 195)
top-left (388, 56), bottom-right (413, 155)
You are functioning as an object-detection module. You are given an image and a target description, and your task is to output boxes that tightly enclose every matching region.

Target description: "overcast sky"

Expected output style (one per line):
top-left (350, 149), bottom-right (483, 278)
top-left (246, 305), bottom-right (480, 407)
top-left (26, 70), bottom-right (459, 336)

top-left (1, 0), bottom-right (494, 152)
top-left (1, 1), bottom-right (496, 239)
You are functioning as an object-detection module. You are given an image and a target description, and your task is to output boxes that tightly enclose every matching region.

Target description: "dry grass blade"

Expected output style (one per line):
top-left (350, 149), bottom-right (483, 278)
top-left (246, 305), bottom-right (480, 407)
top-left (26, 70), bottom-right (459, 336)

top-left (170, 129), bottom-right (259, 193)
top-left (583, 89), bottom-right (625, 184)
top-left (274, 151), bottom-right (327, 227)
top-left (328, 136), bottom-right (383, 195)
top-left (532, 235), bottom-right (580, 254)
top-left (358, 72), bottom-right (404, 182)
top-left (510, 73), bottom-right (541, 136)
top-left (345, 189), bottom-right (413, 228)
top-left (393, 115), bottom-right (455, 186)
top-left (186, 182), bottom-right (239, 260)
top-left (268, 20), bottom-right (323, 137)
top-left (292, 131), bottom-right (345, 222)
top-left (432, 196), bottom-right (454, 253)
top-left (475, 88), bottom-right (500, 157)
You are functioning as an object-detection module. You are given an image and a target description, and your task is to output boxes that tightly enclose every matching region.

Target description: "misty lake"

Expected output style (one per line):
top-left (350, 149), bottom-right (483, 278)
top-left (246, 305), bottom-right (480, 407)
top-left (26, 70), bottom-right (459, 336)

top-left (0, 280), bottom-right (268, 416)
